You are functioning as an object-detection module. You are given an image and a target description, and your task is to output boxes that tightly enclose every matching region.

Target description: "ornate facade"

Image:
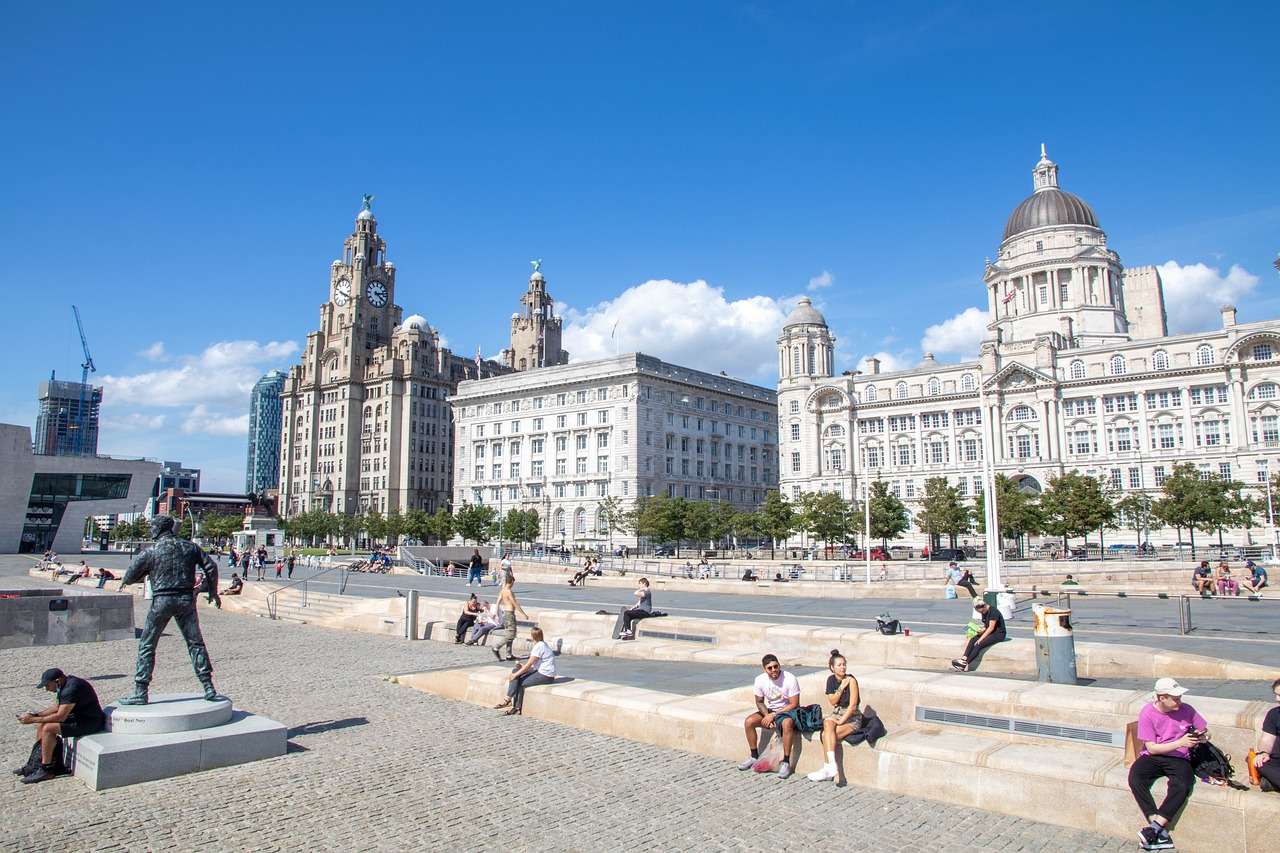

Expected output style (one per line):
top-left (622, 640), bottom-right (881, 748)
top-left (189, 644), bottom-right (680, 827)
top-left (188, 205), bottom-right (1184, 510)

top-left (501, 263), bottom-right (568, 371)
top-left (779, 148), bottom-right (1280, 546)
top-left (278, 201), bottom-right (510, 519)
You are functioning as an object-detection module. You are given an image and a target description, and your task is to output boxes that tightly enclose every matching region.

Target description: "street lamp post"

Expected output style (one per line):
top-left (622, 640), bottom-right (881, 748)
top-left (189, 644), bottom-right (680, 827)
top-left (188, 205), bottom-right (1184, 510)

top-left (1264, 461), bottom-right (1277, 559)
top-left (976, 369), bottom-right (1010, 614)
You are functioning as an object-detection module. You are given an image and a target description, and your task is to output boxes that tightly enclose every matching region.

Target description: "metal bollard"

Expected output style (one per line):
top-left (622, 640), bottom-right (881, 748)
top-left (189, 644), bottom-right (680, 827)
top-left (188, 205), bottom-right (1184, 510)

top-left (1032, 604), bottom-right (1077, 684)
top-left (406, 590), bottom-right (419, 640)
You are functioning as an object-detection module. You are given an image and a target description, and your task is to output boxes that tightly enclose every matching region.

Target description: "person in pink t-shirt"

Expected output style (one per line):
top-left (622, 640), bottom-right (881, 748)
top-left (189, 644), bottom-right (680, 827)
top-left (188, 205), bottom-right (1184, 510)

top-left (735, 654), bottom-right (801, 780)
top-left (1127, 677), bottom-right (1210, 851)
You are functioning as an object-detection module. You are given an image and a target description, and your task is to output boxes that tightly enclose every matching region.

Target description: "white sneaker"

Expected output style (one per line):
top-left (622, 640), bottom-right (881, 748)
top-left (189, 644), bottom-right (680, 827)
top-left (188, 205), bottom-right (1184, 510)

top-left (736, 757), bottom-right (757, 771)
top-left (807, 764), bottom-right (837, 782)
top-left (776, 761), bottom-right (793, 780)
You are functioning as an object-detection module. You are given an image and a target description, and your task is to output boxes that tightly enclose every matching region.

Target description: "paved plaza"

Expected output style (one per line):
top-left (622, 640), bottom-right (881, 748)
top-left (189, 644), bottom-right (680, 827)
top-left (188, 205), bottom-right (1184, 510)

top-left (1, 561), bottom-right (1135, 853)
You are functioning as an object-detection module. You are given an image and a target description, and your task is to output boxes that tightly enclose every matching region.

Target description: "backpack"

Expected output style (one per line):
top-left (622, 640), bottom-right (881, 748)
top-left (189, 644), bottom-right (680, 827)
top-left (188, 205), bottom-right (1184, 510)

top-left (1189, 740), bottom-right (1248, 790)
top-left (876, 617), bottom-right (901, 636)
top-left (795, 703), bottom-right (826, 733)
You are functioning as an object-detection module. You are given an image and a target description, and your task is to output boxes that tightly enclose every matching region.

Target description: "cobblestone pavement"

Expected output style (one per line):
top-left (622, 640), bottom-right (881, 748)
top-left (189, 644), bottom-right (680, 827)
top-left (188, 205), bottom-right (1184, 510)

top-left (1, 578), bottom-right (1132, 852)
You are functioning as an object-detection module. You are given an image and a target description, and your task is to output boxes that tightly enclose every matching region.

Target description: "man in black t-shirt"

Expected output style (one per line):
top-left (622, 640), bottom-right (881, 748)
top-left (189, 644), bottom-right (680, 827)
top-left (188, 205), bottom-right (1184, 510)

top-left (14, 668), bottom-right (105, 783)
top-left (1254, 677), bottom-right (1280, 792)
top-left (952, 600), bottom-right (1007, 673)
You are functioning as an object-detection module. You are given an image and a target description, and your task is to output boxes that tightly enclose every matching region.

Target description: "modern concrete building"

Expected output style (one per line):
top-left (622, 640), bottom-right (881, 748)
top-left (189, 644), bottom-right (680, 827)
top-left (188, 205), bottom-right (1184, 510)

top-left (451, 353), bottom-right (778, 547)
top-left (779, 146), bottom-right (1280, 547)
top-left (278, 198), bottom-right (511, 519)
top-left (0, 424), bottom-right (160, 553)
top-left (245, 369), bottom-right (286, 494)
top-left (34, 379), bottom-right (102, 457)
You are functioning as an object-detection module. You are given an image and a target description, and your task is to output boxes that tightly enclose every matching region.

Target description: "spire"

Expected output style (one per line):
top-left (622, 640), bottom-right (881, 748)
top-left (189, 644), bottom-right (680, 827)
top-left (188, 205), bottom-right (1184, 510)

top-left (1032, 144), bottom-right (1059, 192)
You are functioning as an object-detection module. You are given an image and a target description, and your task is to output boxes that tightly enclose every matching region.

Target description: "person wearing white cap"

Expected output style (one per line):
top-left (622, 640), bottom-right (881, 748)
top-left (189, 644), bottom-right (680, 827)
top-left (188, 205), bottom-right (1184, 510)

top-left (1127, 677), bottom-right (1209, 850)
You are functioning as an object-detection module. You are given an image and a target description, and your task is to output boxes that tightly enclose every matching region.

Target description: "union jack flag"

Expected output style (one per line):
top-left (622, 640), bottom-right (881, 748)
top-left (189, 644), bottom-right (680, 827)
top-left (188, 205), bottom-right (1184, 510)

top-left (1002, 287), bottom-right (1018, 304)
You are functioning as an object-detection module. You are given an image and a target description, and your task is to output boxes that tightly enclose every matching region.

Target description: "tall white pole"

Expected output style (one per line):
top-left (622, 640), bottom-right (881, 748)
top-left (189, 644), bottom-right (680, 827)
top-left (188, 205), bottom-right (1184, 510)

top-left (864, 475), bottom-right (872, 586)
top-left (1266, 463), bottom-right (1276, 559)
top-left (977, 372), bottom-right (1003, 591)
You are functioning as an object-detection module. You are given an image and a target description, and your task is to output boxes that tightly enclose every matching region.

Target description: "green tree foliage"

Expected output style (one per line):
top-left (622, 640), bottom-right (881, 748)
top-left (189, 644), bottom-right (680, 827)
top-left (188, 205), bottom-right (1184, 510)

top-left (1114, 492), bottom-right (1155, 547)
top-left (1152, 463), bottom-right (1224, 552)
top-left (1039, 471), bottom-right (1116, 549)
top-left (336, 513), bottom-right (363, 550)
top-left (866, 481), bottom-right (909, 549)
top-left (757, 491), bottom-right (796, 558)
top-left (915, 477), bottom-right (972, 548)
top-left (402, 509), bottom-right (432, 544)
top-left (454, 503), bottom-right (497, 544)
top-left (200, 513), bottom-right (243, 544)
top-left (681, 500), bottom-right (716, 548)
top-left (427, 508), bottom-right (455, 544)
top-left (796, 491), bottom-right (850, 547)
top-left (973, 474), bottom-right (1042, 554)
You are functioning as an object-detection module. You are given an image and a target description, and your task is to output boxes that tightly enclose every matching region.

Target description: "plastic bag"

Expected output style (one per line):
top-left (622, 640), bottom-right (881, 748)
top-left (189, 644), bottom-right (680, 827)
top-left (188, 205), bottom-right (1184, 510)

top-left (752, 732), bottom-right (784, 772)
top-left (964, 620), bottom-right (982, 639)
top-left (944, 585), bottom-right (958, 600)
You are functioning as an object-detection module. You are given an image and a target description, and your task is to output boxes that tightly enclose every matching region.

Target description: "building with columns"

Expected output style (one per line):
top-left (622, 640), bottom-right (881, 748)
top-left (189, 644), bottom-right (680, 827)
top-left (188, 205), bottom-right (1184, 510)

top-left (779, 147), bottom-right (1280, 546)
top-left (451, 353), bottom-right (778, 548)
top-left (278, 199), bottom-right (511, 519)
top-left (501, 262), bottom-right (569, 371)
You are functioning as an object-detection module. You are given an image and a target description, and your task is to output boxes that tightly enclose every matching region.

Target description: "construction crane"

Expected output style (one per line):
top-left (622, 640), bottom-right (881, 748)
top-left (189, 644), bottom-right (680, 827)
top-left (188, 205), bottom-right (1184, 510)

top-left (72, 305), bottom-right (96, 455)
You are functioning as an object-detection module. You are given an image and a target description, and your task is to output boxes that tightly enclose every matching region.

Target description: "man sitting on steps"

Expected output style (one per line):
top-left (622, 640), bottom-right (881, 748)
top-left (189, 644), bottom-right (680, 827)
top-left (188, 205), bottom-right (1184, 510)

top-left (736, 654), bottom-right (800, 780)
top-left (1128, 678), bottom-right (1208, 850)
top-left (14, 668), bottom-right (105, 784)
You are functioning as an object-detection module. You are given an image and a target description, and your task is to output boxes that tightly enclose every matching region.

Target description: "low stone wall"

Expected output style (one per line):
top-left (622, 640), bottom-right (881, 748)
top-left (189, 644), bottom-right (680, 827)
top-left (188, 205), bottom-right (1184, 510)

top-left (0, 587), bottom-right (135, 649)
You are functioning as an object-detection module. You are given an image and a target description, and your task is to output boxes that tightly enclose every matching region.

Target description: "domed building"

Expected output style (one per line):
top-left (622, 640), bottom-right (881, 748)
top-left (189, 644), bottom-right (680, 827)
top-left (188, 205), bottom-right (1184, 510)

top-left (779, 148), bottom-right (1280, 550)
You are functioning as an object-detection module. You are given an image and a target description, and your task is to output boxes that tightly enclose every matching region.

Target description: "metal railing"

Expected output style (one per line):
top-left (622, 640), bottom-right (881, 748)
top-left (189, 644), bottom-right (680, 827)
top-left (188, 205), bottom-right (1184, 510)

top-left (265, 559), bottom-right (351, 620)
top-left (1004, 585), bottom-right (1275, 635)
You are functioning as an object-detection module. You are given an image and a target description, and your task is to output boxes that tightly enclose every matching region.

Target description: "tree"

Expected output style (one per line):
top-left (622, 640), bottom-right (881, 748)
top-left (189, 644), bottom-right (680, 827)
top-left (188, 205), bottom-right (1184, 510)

top-left (335, 513), bottom-right (362, 551)
top-left (383, 511), bottom-right (405, 547)
top-left (454, 503), bottom-right (497, 545)
top-left (797, 491), bottom-right (850, 551)
top-left (1153, 463), bottom-right (1217, 555)
top-left (973, 474), bottom-right (1042, 556)
top-left (178, 517), bottom-right (194, 540)
top-left (757, 491), bottom-right (796, 558)
top-left (402, 508), bottom-right (432, 544)
top-left (1039, 471), bottom-right (1116, 553)
top-left (598, 496), bottom-right (625, 551)
top-left (517, 509), bottom-right (540, 546)
top-left (1219, 480), bottom-right (1261, 547)
top-left (710, 501), bottom-right (738, 548)
top-left (681, 500), bottom-right (716, 551)
top-left (915, 477), bottom-right (972, 549)
top-left (426, 508), bottom-right (455, 545)
top-left (866, 481), bottom-right (909, 549)
top-left (201, 513), bottom-right (243, 545)
top-left (1115, 492), bottom-right (1155, 549)
top-left (361, 511), bottom-right (388, 547)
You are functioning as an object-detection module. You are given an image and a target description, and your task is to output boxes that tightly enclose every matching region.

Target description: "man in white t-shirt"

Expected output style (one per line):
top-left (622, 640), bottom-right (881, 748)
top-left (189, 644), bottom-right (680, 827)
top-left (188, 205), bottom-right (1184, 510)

top-left (736, 654), bottom-right (801, 779)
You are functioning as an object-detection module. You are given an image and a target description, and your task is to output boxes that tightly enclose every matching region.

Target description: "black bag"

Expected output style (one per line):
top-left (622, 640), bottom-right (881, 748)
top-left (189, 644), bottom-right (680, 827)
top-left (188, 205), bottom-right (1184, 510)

top-left (795, 703), bottom-right (825, 733)
top-left (876, 617), bottom-right (901, 635)
top-left (1190, 740), bottom-right (1248, 790)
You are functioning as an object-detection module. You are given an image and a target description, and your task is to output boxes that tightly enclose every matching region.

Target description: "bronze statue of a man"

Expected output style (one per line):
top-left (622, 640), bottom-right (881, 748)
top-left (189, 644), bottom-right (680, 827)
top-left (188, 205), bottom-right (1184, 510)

top-left (118, 515), bottom-right (222, 705)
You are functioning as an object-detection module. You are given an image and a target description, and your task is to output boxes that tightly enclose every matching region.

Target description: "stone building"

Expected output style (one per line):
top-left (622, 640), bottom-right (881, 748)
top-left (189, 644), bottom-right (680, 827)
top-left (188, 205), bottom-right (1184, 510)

top-left (779, 147), bottom-right (1280, 547)
top-left (451, 353), bottom-right (778, 548)
top-left (501, 263), bottom-right (569, 371)
top-left (278, 200), bottom-right (510, 519)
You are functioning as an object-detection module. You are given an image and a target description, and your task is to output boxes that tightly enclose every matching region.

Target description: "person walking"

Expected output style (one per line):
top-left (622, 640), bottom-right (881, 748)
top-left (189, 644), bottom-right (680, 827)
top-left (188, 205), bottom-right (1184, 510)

top-left (466, 549), bottom-right (484, 587)
top-left (286, 551), bottom-right (295, 579)
top-left (240, 550), bottom-right (251, 581)
top-left (490, 576), bottom-right (528, 662)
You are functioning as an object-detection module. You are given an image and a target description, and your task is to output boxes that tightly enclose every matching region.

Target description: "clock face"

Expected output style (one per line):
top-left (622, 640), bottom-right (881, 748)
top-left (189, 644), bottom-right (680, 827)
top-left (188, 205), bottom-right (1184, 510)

top-left (367, 281), bottom-right (388, 307)
top-left (334, 278), bottom-right (351, 306)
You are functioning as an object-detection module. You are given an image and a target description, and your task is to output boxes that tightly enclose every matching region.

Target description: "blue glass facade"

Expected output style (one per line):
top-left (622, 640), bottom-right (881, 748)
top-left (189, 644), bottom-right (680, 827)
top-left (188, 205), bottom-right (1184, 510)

top-left (245, 370), bottom-right (286, 495)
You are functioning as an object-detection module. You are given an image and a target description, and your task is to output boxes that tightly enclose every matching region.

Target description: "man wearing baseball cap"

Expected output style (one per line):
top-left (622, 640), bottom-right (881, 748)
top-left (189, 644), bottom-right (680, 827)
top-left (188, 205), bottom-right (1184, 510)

top-left (1127, 677), bottom-right (1209, 850)
top-left (13, 668), bottom-right (105, 784)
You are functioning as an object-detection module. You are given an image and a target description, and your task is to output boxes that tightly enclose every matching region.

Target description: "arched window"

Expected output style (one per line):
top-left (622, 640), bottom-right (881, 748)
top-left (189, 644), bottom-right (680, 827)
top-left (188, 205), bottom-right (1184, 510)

top-left (792, 347), bottom-right (801, 374)
top-left (789, 400), bottom-right (800, 414)
top-left (808, 347), bottom-right (817, 375)
top-left (574, 508), bottom-right (586, 535)
top-left (1069, 360), bottom-right (1085, 380)
top-left (1252, 343), bottom-right (1274, 361)
top-left (819, 392), bottom-right (842, 410)
top-left (1249, 383), bottom-right (1278, 400)
top-left (553, 509), bottom-right (565, 535)
top-left (823, 444), bottom-right (846, 472)
top-left (1152, 350), bottom-right (1168, 371)
top-left (824, 424), bottom-right (846, 437)
top-left (1009, 405), bottom-right (1036, 421)
top-left (927, 377), bottom-right (941, 396)
top-left (595, 507), bottom-right (606, 533)
top-left (864, 386), bottom-right (877, 401)
top-left (1196, 344), bottom-right (1215, 366)
top-left (895, 381), bottom-right (908, 399)
top-left (961, 374), bottom-right (975, 392)
top-left (1109, 355), bottom-right (1126, 376)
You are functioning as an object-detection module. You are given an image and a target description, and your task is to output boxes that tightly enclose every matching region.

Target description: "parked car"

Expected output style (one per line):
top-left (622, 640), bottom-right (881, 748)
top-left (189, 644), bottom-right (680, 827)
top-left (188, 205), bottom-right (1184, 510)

top-left (653, 545), bottom-right (676, 557)
top-left (928, 548), bottom-right (967, 562)
top-left (889, 545), bottom-right (915, 559)
top-left (850, 547), bottom-right (891, 560)
top-left (1106, 544), bottom-right (1138, 553)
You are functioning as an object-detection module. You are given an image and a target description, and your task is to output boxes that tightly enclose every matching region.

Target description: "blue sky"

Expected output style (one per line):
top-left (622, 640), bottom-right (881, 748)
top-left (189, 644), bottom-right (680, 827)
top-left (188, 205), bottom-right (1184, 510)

top-left (2, 2), bottom-right (1277, 490)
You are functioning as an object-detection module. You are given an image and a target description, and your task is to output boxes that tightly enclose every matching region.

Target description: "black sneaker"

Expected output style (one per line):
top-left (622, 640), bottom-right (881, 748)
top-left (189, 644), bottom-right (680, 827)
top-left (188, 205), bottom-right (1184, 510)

top-left (1138, 826), bottom-right (1173, 850)
top-left (1155, 828), bottom-right (1174, 849)
top-left (20, 764), bottom-right (63, 784)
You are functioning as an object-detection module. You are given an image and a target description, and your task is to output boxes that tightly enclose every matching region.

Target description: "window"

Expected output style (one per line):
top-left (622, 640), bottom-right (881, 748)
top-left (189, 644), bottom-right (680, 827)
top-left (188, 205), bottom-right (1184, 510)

top-left (1153, 465), bottom-right (1167, 487)
top-left (790, 423), bottom-right (800, 441)
top-left (959, 438), bottom-right (978, 462)
top-left (1219, 462), bottom-right (1232, 481)
top-left (865, 386), bottom-right (877, 401)
top-left (1252, 415), bottom-right (1279, 446)
top-left (1109, 355), bottom-right (1126, 376)
top-left (928, 441), bottom-right (945, 464)
top-left (1016, 434), bottom-right (1033, 459)
top-left (789, 400), bottom-right (800, 414)
top-left (927, 377), bottom-right (940, 396)
top-left (1249, 383), bottom-right (1278, 400)
top-left (1253, 344), bottom-right (1274, 361)
top-left (1152, 350), bottom-right (1168, 371)
top-left (1060, 282), bottom-right (1069, 304)
top-left (895, 443), bottom-right (914, 466)
top-left (1038, 286), bottom-right (1048, 304)
top-left (1195, 344), bottom-right (1215, 366)
top-left (864, 445), bottom-right (882, 468)
top-left (1107, 426), bottom-right (1135, 452)
top-left (1069, 360), bottom-right (1085, 380)
top-left (1070, 430), bottom-right (1095, 455)
top-left (791, 452), bottom-right (801, 473)
top-left (1109, 468), bottom-right (1123, 490)
top-left (895, 382), bottom-right (908, 399)
top-left (1128, 467), bottom-right (1142, 489)
top-left (961, 374), bottom-right (975, 392)
top-left (1144, 390), bottom-right (1182, 409)
top-left (1009, 405), bottom-right (1035, 421)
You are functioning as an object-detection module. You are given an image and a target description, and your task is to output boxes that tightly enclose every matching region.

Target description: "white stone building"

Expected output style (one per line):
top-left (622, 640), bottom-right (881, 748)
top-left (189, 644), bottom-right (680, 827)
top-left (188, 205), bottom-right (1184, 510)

top-left (451, 353), bottom-right (778, 547)
top-left (779, 148), bottom-right (1280, 546)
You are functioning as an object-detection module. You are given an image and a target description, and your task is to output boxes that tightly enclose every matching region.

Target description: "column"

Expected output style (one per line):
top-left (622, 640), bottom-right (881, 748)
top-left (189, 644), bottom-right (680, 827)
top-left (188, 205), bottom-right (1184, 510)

top-left (1231, 374), bottom-right (1249, 450)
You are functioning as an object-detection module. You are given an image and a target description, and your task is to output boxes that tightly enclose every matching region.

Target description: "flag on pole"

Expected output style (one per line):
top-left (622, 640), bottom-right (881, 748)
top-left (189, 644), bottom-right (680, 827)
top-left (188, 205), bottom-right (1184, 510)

top-left (1001, 287), bottom-right (1017, 304)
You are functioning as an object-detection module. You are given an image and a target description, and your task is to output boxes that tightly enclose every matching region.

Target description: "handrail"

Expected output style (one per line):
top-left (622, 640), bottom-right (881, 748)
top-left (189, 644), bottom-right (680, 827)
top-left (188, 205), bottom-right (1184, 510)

top-left (265, 559), bottom-right (351, 620)
top-left (1002, 585), bottom-right (1274, 635)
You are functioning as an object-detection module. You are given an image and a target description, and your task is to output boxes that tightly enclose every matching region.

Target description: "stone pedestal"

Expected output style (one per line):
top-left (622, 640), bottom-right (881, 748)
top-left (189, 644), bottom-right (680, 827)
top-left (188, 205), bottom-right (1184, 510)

top-left (65, 694), bottom-right (287, 790)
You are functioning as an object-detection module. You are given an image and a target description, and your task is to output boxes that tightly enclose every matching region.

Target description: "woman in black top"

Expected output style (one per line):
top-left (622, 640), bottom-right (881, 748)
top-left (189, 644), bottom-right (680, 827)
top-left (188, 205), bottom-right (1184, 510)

top-left (1254, 677), bottom-right (1280, 791)
top-left (455, 594), bottom-right (481, 643)
top-left (952, 600), bottom-right (1006, 672)
top-left (806, 649), bottom-right (862, 782)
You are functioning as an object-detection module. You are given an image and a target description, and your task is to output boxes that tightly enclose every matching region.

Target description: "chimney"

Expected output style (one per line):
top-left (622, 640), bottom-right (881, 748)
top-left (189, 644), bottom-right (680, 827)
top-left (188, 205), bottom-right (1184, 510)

top-left (1060, 315), bottom-right (1074, 343)
top-left (865, 357), bottom-right (881, 375)
top-left (1221, 305), bottom-right (1237, 328)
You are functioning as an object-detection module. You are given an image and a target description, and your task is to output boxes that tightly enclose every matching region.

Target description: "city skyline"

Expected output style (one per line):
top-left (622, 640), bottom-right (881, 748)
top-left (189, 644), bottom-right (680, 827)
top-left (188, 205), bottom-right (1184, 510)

top-left (2, 4), bottom-right (1276, 490)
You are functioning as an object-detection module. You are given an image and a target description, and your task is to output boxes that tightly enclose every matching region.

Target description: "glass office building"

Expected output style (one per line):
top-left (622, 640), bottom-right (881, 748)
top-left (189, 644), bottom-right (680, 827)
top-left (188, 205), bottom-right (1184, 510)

top-left (245, 370), bottom-right (286, 495)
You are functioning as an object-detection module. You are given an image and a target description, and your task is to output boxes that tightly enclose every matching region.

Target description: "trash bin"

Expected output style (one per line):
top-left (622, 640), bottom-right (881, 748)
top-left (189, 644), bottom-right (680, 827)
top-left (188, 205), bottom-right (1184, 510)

top-left (1031, 604), bottom-right (1077, 684)
top-left (982, 589), bottom-right (1015, 622)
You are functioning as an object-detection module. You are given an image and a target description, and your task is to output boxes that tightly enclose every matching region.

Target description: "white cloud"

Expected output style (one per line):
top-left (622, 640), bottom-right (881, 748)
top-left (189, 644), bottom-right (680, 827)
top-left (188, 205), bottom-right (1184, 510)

top-left (858, 350), bottom-right (911, 374)
top-left (139, 341), bottom-right (167, 361)
top-left (807, 270), bottom-right (834, 292)
top-left (563, 279), bottom-right (797, 380)
top-left (101, 339), bottom-right (299, 408)
top-left (920, 306), bottom-right (987, 358)
top-left (100, 412), bottom-right (167, 432)
top-left (181, 404), bottom-right (250, 437)
top-left (1156, 260), bottom-right (1260, 334)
